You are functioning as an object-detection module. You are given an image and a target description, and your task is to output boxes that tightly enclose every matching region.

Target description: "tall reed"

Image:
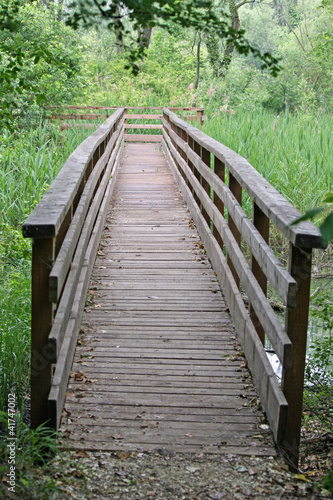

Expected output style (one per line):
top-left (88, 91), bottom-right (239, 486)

top-left (0, 122), bottom-right (94, 414)
top-left (203, 108), bottom-right (333, 216)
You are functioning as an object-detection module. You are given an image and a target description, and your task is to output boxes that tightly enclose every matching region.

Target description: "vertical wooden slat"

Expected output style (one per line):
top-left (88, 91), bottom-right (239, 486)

top-left (281, 244), bottom-right (312, 470)
top-left (250, 202), bottom-right (269, 345)
top-left (201, 146), bottom-right (211, 227)
top-left (31, 237), bottom-right (55, 429)
top-left (193, 140), bottom-right (202, 209)
top-left (213, 156), bottom-right (225, 249)
top-left (180, 128), bottom-right (188, 187)
top-left (228, 173), bottom-right (242, 288)
top-left (187, 135), bottom-right (195, 197)
top-left (197, 109), bottom-right (204, 126)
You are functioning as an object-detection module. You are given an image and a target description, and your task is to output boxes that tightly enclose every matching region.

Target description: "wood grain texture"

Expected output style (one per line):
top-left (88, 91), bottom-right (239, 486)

top-left (162, 136), bottom-right (288, 445)
top-left (61, 142), bottom-right (276, 456)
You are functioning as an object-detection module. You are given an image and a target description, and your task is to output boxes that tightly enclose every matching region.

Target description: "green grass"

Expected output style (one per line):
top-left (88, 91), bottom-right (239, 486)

top-left (203, 108), bottom-right (333, 217)
top-left (0, 122), bottom-right (98, 227)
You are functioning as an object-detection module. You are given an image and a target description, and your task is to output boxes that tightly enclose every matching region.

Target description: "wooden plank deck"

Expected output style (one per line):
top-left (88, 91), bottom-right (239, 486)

top-left (61, 143), bottom-right (276, 455)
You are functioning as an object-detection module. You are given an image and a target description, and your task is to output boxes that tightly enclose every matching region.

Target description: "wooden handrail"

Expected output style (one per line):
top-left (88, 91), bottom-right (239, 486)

top-left (162, 108), bottom-right (322, 470)
top-left (47, 106), bottom-right (205, 127)
top-left (22, 108), bottom-right (125, 430)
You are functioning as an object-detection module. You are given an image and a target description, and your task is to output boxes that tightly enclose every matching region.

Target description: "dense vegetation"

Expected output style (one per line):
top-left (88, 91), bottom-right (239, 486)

top-left (0, 0), bottom-right (332, 495)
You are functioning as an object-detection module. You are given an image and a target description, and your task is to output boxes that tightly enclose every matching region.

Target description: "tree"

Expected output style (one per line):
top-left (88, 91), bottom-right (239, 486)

top-left (0, 0), bottom-right (87, 129)
top-left (65, 0), bottom-right (280, 75)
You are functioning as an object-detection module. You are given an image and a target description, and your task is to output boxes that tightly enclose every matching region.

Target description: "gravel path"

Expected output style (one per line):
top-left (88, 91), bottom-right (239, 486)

top-left (42, 448), bottom-right (330, 499)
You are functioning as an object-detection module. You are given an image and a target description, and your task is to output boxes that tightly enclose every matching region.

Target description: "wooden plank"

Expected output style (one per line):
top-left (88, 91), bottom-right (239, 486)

top-left (250, 203), bottom-right (270, 344)
top-left (30, 237), bottom-right (55, 429)
top-left (125, 134), bottom-right (162, 143)
top-left (57, 141), bottom-right (275, 458)
top-left (281, 244), bottom-right (312, 470)
top-left (228, 173), bottom-right (242, 288)
top-left (163, 136), bottom-right (288, 445)
top-left (47, 131), bottom-right (124, 362)
top-left (125, 124), bottom-right (163, 129)
top-left (125, 114), bottom-right (162, 119)
top-left (48, 141), bottom-right (124, 429)
top-left (51, 114), bottom-right (104, 120)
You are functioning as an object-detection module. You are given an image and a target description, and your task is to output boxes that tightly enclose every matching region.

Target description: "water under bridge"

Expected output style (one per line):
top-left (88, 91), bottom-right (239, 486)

top-left (22, 107), bottom-right (323, 469)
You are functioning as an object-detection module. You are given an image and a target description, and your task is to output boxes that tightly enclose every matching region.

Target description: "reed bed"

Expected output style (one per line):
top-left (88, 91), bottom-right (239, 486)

top-left (203, 108), bottom-right (333, 216)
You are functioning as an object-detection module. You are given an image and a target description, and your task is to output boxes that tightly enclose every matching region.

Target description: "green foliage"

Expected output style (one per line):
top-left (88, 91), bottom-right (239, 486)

top-left (66, 0), bottom-right (281, 76)
top-left (0, 0), bottom-right (88, 129)
top-left (303, 289), bottom-right (333, 429)
top-left (322, 470), bottom-right (333, 492)
top-left (0, 413), bottom-right (58, 465)
top-left (203, 109), bottom-right (333, 217)
top-left (291, 193), bottom-right (333, 246)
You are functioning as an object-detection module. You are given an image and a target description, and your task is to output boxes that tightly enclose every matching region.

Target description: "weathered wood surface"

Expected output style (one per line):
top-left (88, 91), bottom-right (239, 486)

top-left (163, 109), bottom-right (322, 248)
top-left (62, 143), bottom-right (276, 455)
top-left (125, 134), bottom-right (162, 143)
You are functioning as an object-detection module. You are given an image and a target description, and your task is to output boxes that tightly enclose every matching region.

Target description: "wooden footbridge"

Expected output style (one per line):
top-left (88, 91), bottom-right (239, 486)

top-left (23, 107), bottom-right (322, 469)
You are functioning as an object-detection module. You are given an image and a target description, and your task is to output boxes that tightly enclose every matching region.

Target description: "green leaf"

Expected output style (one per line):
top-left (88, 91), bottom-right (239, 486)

top-left (323, 193), bottom-right (333, 203)
top-left (289, 208), bottom-right (325, 226)
top-left (36, 94), bottom-right (46, 104)
top-left (319, 212), bottom-right (333, 246)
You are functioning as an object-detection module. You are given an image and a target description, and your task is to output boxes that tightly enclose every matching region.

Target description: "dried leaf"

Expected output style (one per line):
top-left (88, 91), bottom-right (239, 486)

top-left (117, 451), bottom-right (131, 459)
top-left (296, 474), bottom-right (311, 483)
top-left (75, 449), bottom-right (89, 458)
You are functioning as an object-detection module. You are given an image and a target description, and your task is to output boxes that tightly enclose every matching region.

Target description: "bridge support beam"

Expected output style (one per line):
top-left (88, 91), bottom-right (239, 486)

top-left (31, 237), bottom-right (55, 429)
top-left (282, 243), bottom-right (312, 471)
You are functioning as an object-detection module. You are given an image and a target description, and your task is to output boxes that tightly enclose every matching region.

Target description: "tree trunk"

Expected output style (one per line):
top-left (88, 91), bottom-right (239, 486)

top-left (206, 33), bottom-right (224, 77)
top-left (222, 0), bottom-right (240, 72)
top-left (115, 6), bottom-right (123, 54)
top-left (194, 35), bottom-right (201, 89)
top-left (138, 25), bottom-right (152, 49)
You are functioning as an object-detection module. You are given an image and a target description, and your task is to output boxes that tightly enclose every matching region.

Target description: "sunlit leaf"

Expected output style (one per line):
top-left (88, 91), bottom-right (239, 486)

top-left (289, 208), bottom-right (325, 226)
top-left (319, 212), bottom-right (333, 246)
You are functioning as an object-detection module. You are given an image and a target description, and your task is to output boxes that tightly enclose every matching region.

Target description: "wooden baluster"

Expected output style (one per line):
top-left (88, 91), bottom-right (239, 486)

top-left (228, 173), bottom-right (242, 288)
top-left (188, 135), bottom-right (195, 197)
top-left (193, 140), bottom-right (202, 210)
top-left (281, 244), bottom-right (312, 470)
top-left (31, 237), bottom-right (55, 428)
top-left (201, 146), bottom-right (211, 227)
top-left (250, 202), bottom-right (269, 345)
top-left (171, 122), bottom-right (178, 166)
top-left (213, 156), bottom-right (225, 250)
top-left (180, 128), bottom-right (188, 187)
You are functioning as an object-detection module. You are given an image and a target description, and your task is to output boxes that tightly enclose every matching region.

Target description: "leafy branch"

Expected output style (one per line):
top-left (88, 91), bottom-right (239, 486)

top-left (290, 193), bottom-right (333, 247)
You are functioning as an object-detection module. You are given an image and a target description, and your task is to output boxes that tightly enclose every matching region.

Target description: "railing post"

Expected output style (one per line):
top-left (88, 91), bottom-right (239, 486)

top-left (228, 174), bottom-right (242, 287)
top-left (197, 109), bottom-right (204, 126)
top-left (213, 156), bottom-right (225, 250)
top-left (180, 128), bottom-right (189, 187)
top-left (250, 202), bottom-right (269, 345)
top-left (124, 107), bottom-right (128, 136)
top-left (201, 146), bottom-right (211, 227)
top-left (31, 237), bottom-right (55, 428)
top-left (187, 135), bottom-right (195, 197)
top-left (281, 243), bottom-right (312, 470)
